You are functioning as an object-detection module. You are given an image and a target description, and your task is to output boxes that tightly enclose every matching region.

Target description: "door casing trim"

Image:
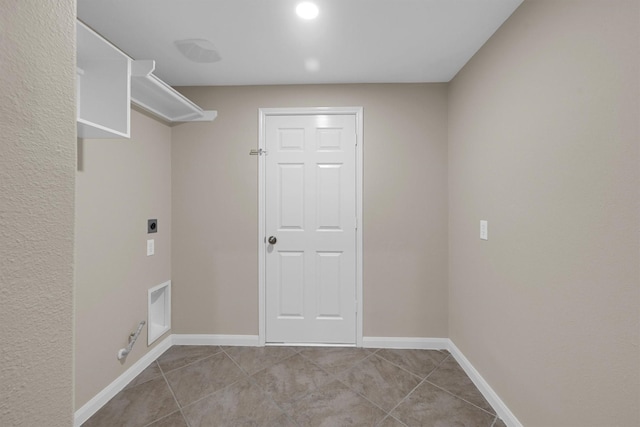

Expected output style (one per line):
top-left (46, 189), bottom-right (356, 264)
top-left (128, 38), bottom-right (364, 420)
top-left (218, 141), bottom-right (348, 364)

top-left (258, 107), bottom-right (364, 347)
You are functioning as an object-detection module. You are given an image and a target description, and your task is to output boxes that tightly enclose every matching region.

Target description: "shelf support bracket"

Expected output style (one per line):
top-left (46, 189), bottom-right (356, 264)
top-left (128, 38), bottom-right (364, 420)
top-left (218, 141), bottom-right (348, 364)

top-left (131, 59), bottom-right (155, 77)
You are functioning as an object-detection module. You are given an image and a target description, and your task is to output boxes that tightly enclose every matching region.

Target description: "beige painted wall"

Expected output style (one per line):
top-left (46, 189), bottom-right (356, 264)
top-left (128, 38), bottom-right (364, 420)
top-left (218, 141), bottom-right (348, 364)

top-left (172, 84), bottom-right (449, 338)
top-left (448, 1), bottom-right (639, 426)
top-left (0, 1), bottom-right (76, 425)
top-left (75, 110), bottom-right (172, 408)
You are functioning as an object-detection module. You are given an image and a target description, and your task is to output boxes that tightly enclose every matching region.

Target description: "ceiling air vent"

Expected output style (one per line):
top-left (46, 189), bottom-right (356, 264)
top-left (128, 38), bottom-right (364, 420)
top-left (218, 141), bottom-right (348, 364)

top-left (174, 39), bottom-right (221, 63)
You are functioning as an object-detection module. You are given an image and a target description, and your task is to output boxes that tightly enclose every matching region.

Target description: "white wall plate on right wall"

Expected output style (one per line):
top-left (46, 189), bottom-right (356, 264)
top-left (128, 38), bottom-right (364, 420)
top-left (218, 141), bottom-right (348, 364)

top-left (480, 220), bottom-right (488, 240)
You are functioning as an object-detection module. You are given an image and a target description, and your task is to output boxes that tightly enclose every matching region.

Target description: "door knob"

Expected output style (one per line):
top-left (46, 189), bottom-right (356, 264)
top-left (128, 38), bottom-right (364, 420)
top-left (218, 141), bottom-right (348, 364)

top-left (268, 236), bottom-right (277, 245)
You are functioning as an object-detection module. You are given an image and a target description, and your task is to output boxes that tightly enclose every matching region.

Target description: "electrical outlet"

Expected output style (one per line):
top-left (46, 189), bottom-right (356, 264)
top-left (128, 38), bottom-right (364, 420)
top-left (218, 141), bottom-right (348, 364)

top-left (147, 239), bottom-right (155, 256)
top-left (480, 220), bottom-right (488, 240)
top-left (148, 219), bottom-right (157, 233)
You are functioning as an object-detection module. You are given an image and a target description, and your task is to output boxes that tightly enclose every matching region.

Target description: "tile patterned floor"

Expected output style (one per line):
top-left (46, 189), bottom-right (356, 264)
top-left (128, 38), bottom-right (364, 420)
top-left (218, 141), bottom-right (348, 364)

top-left (83, 345), bottom-right (507, 427)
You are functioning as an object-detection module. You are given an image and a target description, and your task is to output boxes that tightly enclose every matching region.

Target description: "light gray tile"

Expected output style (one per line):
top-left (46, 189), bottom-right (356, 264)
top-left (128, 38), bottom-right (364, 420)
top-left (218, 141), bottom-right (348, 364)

top-left (252, 353), bottom-right (333, 407)
top-left (83, 376), bottom-right (178, 427)
top-left (376, 349), bottom-right (448, 379)
top-left (182, 378), bottom-right (294, 427)
top-left (223, 345), bottom-right (297, 375)
top-left (298, 347), bottom-right (371, 375)
top-left (426, 356), bottom-right (495, 414)
top-left (287, 379), bottom-right (387, 427)
top-left (164, 352), bottom-right (245, 407)
top-left (391, 381), bottom-right (495, 427)
top-left (156, 345), bottom-right (221, 373)
top-left (337, 355), bottom-right (421, 411)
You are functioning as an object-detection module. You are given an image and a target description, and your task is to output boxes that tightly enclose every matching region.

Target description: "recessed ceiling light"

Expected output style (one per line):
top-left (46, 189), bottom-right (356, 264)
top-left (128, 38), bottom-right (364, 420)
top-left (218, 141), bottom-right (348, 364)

top-left (296, 2), bottom-right (319, 20)
top-left (305, 58), bottom-right (320, 72)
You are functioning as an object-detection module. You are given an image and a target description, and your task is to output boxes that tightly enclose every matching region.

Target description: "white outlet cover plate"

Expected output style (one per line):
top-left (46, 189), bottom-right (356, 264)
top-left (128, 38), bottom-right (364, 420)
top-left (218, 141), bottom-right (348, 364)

top-left (147, 239), bottom-right (155, 256)
top-left (480, 220), bottom-right (488, 240)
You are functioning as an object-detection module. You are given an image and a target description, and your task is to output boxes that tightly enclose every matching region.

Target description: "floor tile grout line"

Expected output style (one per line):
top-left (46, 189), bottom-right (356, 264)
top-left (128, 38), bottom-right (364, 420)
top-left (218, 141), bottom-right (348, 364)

top-left (331, 352), bottom-right (421, 416)
top-left (124, 360), bottom-right (164, 392)
top-left (384, 373), bottom-right (432, 421)
top-left (216, 347), bottom-right (303, 426)
top-left (174, 347), bottom-right (300, 418)
top-left (143, 348), bottom-right (296, 426)
top-left (423, 352), bottom-right (453, 381)
top-left (235, 346), bottom-right (318, 426)
top-left (349, 387), bottom-right (394, 421)
top-left (278, 370), bottom-right (390, 425)
top-left (298, 351), bottom-right (364, 398)
top-left (220, 346), bottom-right (255, 376)
top-left (174, 373), bottom-right (297, 427)
top-left (157, 345), bottom-right (224, 375)
top-left (157, 362), bottom-right (191, 427)
top-left (330, 366), bottom-right (394, 418)
top-left (296, 350), bottom-right (340, 379)
top-left (371, 351), bottom-right (443, 381)
top-left (382, 350), bottom-right (456, 422)
top-left (423, 353), bottom-right (498, 417)
top-left (245, 371), bottom-right (302, 427)
top-left (218, 358), bottom-right (303, 427)
top-left (377, 414), bottom-right (409, 427)
top-left (245, 349), bottom-right (323, 387)
top-left (256, 350), bottom-right (341, 414)
top-left (262, 392), bottom-right (302, 427)
top-left (141, 408), bottom-right (183, 427)
top-left (342, 349), bottom-right (441, 421)
top-left (223, 346), bottom-right (300, 378)
top-left (160, 347), bottom-right (252, 425)
top-left (295, 347), bottom-right (436, 421)
top-left (297, 347), bottom-right (373, 379)
top-left (176, 374), bottom-right (251, 414)
top-left (276, 349), bottom-right (390, 420)
top-left (423, 379), bottom-right (497, 417)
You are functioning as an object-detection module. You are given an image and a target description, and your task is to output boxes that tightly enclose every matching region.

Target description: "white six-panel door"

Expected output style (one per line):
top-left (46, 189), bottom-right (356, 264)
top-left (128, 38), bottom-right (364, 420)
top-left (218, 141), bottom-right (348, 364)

top-left (264, 113), bottom-right (357, 344)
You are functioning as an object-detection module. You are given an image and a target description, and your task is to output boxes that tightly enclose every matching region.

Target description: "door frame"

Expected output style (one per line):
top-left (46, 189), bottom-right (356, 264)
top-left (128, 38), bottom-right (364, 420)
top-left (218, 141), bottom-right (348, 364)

top-left (258, 107), bottom-right (364, 347)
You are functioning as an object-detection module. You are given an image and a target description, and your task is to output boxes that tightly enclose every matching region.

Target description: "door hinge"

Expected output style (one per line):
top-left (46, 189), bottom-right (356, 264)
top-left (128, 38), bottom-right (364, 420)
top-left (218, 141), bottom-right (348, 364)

top-left (355, 217), bottom-right (358, 230)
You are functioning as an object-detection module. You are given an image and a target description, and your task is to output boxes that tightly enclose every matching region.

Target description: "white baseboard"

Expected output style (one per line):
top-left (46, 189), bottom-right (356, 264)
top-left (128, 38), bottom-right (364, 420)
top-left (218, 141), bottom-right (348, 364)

top-left (362, 336), bottom-right (450, 350)
top-left (74, 335), bottom-right (173, 427)
top-left (448, 341), bottom-right (523, 427)
top-left (172, 334), bottom-right (260, 346)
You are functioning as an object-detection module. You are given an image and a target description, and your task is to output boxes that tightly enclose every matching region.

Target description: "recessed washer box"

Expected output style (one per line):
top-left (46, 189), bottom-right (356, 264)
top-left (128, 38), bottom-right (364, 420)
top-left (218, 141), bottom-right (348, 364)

top-left (148, 281), bottom-right (171, 345)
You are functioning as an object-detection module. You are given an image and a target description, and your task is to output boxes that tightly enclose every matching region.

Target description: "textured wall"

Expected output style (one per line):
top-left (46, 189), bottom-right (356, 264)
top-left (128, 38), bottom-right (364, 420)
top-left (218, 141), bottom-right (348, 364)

top-left (0, 1), bottom-right (76, 425)
top-left (172, 84), bottom-right (449, 338)
top-left (75, 110), bottom-right (172, 408)
top-left (448, 0), bottom-right (639, 425)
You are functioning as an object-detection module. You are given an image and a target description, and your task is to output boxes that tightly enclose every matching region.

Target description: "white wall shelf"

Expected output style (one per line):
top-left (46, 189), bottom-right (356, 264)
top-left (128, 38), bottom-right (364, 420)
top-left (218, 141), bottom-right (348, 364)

top-left (76, 20), bottom-right (216, 139)
top-left (131, 60), bottom-right (217, 123)
top-left (76, 20), bottom-right (131, 138)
